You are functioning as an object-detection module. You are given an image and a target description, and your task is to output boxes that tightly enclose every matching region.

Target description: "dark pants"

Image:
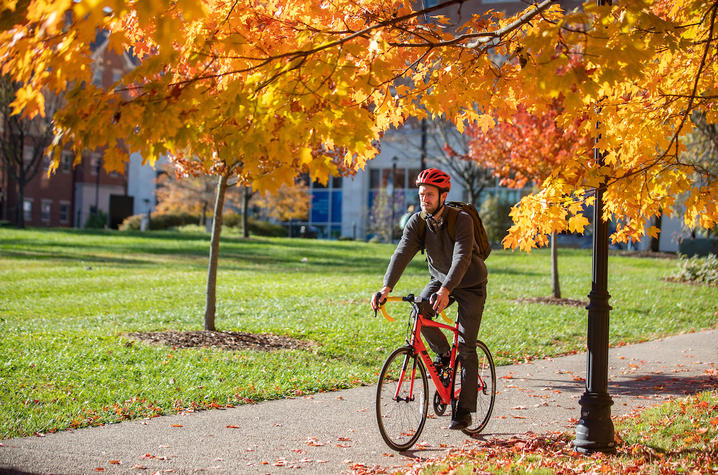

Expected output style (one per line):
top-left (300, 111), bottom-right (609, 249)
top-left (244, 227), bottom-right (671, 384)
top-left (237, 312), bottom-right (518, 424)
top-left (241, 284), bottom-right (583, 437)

top-left (419, 280), bottom-right (486, 412)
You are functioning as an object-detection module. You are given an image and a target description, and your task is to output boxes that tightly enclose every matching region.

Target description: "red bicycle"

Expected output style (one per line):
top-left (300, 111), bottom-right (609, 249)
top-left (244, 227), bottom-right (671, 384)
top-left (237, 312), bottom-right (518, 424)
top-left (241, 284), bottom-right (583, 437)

top-left (375, 294), bottom-right (496, 451)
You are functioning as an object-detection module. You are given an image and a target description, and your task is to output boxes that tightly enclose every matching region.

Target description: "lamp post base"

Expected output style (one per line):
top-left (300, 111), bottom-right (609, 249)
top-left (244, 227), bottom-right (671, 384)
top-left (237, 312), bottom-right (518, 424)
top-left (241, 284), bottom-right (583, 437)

top-left (574, 391), bottom-right (616, 454)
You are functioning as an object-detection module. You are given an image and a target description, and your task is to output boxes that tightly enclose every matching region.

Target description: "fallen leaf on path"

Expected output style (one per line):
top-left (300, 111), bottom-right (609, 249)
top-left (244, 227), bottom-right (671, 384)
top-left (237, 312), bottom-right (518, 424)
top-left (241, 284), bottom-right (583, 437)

top-left (171, 424), bottom-right (183, 427)
top-left (226, 425), bottom-right (240, 429)
top-left (109, 460), bottom-right (121, 465)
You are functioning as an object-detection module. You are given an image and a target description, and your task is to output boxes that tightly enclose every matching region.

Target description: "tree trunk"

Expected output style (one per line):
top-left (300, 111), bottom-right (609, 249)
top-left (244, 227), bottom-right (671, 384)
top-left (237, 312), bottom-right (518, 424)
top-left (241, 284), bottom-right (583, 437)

top-left (649, 213), bottom-right (662, 252)
top-left (15, 169), bottom-right (25, 228)
top-left (204, 174), bottom-right (228, 331)
top-left (200, 202), bottom-right (207, 227)
top-left (242, 186), bottom-right (250, 238)
top-left (551, 230), bottom-right (561, 299)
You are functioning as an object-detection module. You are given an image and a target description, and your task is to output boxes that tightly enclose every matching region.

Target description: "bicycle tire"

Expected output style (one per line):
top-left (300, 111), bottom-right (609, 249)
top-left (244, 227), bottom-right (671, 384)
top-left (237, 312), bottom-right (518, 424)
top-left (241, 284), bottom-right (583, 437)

top-left (453, 340), bottom-right (496, 436)
top-left (375, 346), bottom-right (429, 451)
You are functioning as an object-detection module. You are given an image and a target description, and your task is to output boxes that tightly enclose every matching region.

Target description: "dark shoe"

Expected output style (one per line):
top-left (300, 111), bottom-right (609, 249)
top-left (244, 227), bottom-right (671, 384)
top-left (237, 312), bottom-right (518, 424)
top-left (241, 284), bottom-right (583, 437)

top-left (449, 407), bottom-right (472, 430)
top-left (433, 352), bottom-right (450, 371)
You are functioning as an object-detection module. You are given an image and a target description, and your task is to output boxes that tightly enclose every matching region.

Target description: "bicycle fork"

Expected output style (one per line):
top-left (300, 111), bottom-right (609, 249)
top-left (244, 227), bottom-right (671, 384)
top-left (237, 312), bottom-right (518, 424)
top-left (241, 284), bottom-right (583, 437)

top-left (393, 352), bottom-right (419, 403)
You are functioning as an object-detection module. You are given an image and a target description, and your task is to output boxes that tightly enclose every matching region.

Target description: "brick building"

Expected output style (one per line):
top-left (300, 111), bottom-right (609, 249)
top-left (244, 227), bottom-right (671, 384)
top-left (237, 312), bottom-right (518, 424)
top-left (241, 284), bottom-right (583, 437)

top-left (1, 31), bottom-right (139, 228)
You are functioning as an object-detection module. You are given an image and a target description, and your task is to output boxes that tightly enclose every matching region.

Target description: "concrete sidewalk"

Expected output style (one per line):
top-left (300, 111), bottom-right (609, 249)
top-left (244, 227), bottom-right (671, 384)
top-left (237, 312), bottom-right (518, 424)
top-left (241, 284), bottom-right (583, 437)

top-left (1, 329), bottom-right (716, 474)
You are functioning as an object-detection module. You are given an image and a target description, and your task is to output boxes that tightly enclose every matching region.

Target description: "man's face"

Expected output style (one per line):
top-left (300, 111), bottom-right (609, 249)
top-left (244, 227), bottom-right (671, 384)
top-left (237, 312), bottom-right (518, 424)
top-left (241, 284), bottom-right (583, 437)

top-left (418, 185), bottom-right (445, 215)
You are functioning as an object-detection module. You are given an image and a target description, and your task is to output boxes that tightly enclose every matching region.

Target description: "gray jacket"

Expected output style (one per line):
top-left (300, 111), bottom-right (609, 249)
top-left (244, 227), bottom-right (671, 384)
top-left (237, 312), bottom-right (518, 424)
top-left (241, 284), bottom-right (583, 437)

top-left (383, 211), bottom-right (488, 292)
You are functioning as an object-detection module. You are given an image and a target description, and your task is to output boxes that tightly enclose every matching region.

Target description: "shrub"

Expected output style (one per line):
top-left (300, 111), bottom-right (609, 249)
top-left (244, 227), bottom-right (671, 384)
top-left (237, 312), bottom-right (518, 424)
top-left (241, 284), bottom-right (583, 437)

top-left (84, 210), bottom-right (108, 229)
top-left (479, 195), bottom-right (514, 245)
top-left (119, 212), bottom-right (286, 237)
top-left (671, 254), bottom-right (718, 285)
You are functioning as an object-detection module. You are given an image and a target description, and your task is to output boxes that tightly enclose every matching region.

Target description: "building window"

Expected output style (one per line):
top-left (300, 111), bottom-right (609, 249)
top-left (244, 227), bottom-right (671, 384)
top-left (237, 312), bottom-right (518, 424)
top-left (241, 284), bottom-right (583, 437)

top-left (41, 200), bottom-right (52, 223)
top-left (112, 69), bottom-right (123, 90)
top-left (92, 66), bottom-right (103, 86)
top-left (89, 154), bottom-right (101, 175)
top-left (23, 145), bottom-right (33, 165)
top-left (59, 202), bottom-right (70, 224)
top-left (61, 151), bottom-right (73, 173)
top-left (304, 174), bottom-right (344, 239)
top-left (23, 199), bottom-right (32, 222)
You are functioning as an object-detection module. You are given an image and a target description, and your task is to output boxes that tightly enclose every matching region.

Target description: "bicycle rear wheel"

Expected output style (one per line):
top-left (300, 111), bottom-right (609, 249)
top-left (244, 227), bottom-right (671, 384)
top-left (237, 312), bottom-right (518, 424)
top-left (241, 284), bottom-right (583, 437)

top-left (376, 346), bottom-right (429, 451)
top-left (453, 340), bottom-right (496, 435)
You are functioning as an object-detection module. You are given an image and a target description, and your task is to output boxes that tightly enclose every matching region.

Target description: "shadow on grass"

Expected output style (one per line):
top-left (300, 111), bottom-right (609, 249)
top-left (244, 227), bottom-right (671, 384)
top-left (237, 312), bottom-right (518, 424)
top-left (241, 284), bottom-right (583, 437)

top-left (0, 228), bottom-right (391, 273)
top-left (1, 228), bottom-right (551, 277)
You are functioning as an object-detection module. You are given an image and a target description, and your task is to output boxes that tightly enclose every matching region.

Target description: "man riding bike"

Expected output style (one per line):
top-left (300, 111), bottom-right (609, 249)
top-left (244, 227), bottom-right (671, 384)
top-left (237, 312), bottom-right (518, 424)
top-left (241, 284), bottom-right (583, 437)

top-left (370, 168), bottom-right (488, 430)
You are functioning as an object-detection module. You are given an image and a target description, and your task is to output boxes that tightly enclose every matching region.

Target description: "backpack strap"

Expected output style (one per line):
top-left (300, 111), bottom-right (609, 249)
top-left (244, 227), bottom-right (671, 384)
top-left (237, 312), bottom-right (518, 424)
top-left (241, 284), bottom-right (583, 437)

top-left (418, 206), bottom-right (460, 253)
top-left (444, 205), bottom-right (459, 241)
top-left (417, 211), bottom-right (427, 254)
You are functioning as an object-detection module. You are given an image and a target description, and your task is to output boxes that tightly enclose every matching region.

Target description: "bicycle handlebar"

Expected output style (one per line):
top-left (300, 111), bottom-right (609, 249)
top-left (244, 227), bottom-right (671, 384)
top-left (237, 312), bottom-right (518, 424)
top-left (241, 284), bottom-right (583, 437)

top-left (377, 295), bottom-right (452, 324)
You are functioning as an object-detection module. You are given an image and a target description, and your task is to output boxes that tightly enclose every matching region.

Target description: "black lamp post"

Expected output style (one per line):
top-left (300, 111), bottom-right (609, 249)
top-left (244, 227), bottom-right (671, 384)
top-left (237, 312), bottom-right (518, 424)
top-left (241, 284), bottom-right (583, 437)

top-left (574, 0), bottom-right (616, 452)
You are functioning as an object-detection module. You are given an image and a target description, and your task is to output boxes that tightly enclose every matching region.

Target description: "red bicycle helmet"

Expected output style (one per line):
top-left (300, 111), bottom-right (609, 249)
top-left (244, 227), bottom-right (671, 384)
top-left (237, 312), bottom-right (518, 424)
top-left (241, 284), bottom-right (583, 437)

top-left (416, 168), bottom-right (451, 192)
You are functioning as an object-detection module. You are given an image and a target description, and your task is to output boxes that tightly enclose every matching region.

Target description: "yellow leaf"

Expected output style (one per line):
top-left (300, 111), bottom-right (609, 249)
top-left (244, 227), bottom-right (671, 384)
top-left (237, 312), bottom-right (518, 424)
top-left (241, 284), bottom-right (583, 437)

top-left (300, 147), bottom-right (313, 165)
top-left (11, 85), bottom-right (45, 119)
top-left (646, 225), bottom-right (660, 239)
top-left (475, 114), bottom-right (495, 132)
top-left (568, 214), bottom-right (590, 234)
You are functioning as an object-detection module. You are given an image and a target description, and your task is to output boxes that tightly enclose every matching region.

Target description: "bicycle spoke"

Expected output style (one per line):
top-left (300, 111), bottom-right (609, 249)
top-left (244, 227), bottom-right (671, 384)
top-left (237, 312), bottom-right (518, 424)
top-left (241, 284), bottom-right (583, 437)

top-left (376, 347), bottom-right (429, 451)
top-left (461, 340), bottom-right (496, 435)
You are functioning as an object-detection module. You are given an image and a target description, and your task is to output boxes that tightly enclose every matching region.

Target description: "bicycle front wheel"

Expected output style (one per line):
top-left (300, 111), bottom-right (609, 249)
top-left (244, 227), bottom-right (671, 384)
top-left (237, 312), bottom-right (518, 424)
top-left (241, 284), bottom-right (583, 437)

top-left (376, 346), bottom-right (429, 451)
top-left (454, 339), bottom-right (496, 436)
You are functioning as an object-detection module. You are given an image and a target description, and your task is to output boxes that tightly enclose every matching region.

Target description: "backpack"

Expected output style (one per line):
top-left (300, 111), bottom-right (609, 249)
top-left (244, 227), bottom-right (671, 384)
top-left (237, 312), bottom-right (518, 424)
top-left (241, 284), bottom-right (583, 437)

top-left (418, 201), bottom-right (492, 260)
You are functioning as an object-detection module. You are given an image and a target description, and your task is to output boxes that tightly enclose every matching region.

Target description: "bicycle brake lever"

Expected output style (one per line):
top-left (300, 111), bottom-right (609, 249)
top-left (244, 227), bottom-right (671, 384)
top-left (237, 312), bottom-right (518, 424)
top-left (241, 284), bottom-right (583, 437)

top-left (373, 291), bottom-right (384, 317)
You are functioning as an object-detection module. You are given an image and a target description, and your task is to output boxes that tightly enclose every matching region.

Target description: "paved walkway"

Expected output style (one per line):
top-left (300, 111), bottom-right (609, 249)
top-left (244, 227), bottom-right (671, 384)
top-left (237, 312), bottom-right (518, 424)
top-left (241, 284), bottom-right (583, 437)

top-left (1, 329), bottom-right (716, 474)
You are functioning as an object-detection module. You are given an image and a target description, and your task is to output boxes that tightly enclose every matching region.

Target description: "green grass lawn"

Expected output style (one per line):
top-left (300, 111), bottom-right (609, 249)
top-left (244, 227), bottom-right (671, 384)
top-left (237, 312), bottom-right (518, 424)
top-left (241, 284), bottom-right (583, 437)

top-left (1, 227), bottom-right (716, 438)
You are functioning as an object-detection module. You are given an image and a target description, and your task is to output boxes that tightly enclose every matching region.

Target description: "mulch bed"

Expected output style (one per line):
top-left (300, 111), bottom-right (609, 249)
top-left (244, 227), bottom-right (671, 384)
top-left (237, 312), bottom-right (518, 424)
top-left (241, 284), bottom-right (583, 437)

top-left (125, 330), bottom-right (318, 352)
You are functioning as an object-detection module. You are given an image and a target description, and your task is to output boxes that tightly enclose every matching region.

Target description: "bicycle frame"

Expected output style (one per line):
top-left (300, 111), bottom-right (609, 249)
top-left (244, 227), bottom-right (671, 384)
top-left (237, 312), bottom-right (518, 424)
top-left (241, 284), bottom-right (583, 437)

top-left (379, 295), bottom-right (484, 408)
top-left (411, 312), bottom-right (460, 407)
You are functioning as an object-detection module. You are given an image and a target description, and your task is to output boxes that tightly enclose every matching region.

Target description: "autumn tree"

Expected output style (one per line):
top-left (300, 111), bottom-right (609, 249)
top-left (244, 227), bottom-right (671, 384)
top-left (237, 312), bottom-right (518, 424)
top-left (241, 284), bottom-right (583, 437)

top-left (252, 181), bottom-right (310, 223)
top-left (155, 167), bottom-right (223, 226)
top-left (459, 101), bottom-right (592, 297)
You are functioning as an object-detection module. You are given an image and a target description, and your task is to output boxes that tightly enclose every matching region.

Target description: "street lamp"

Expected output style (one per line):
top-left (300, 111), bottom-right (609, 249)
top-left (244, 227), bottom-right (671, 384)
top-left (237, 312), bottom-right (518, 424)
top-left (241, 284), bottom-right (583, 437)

top-left (574, 1), bottom-right (616, 452)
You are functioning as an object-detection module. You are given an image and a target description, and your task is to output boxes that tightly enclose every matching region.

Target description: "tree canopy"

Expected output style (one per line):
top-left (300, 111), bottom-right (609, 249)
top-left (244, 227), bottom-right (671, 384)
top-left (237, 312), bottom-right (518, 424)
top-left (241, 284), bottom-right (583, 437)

top-left (1, 0), bottom-right (716, 249)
